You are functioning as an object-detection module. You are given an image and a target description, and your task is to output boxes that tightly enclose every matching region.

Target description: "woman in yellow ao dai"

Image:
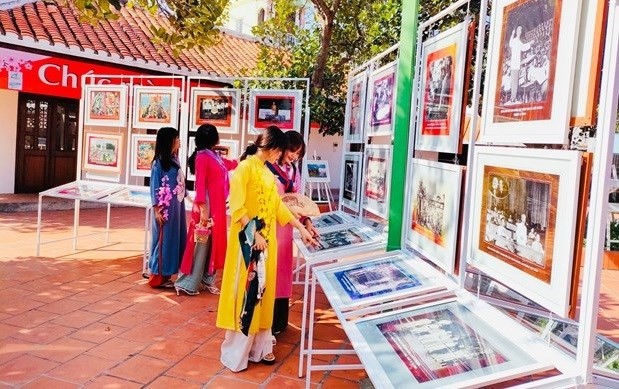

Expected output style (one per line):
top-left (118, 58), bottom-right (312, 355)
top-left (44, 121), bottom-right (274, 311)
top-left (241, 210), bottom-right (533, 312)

top-left (216, 126), bottom-right (316, 372)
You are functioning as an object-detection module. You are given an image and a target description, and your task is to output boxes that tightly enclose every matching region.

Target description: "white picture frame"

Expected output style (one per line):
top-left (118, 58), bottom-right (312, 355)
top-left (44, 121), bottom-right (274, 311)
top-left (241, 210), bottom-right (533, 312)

top-left (468, 146), bottom-right (581, 316)
top-left (363, 145), bottom-right (392, 219)
top-left (132, 86), bottom-right (180, 129)
top-left (83, 85), bottom-right (128, 127)
top-left (480, 0), bottom-right (583, 144)
top-left (294, 223), bottom-right (384, 262)
top-left (189, 87), bottom-right (240, 133)
top-left (405, 159), bottom-right (464, 274)
top-left (82, 131), bottom-right (124, 175)
top-left (415, 21), bottom-right (469, 153)
top-left (304, 159), bottom-right (331, 183)
top-left (214, 139), bottom-right (240, 160)
top-left (130, 134), bottom-right (156, 177)
top-left (343, 72), bottom-right (368, 142)
top-left (340, 152), bottom-right (363, 212)
top-left (248, 89), bottom-right (303, 134)
top-left (366, 61), bottom-right (398, 137)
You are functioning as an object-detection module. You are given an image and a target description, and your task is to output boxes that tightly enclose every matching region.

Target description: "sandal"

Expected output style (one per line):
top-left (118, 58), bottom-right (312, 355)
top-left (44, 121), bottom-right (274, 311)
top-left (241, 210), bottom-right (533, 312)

top-left (160, 280), bottom-right (175, 289)
top-left (261, 353), bottom-right (276, 365)
top-left (203, 283), bottom-right (221, 295)
top-left (175, 286), bottom-right (199, 296)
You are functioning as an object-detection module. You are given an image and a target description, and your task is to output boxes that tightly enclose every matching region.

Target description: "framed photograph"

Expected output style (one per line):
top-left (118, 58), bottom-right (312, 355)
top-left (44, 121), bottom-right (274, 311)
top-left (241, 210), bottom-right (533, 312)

top-left (344, 296), bottom-right (552, 389)
top-left (469, 146), bottom-right (581, 316)
top-left (248, 89), bottom-right (303, 134)
top-left (294, 224), bottom-right (384, 262)
top-left (363, 145), bottom-right (392, 219)
top-left (50, 180), bottom-right (121, 201)
top-left (132, 86), bottom-right (180, 129)
top-left (190, 87), bottom-right (240, 132)
top-left (366, 61), bottom-right (397, 136)
top-left (106, 185), bottom-right (152, 208)
top-left (405, 159), bottom-right (464, 274)
top-left (304, 159), bottom-right (331, 183)
top-left (480, 0), bottom-right (583, 144)
top-left (571, 0), bottom-right (608, 126)
top-left (82, 132), bottom-right (124, 174)
top-left (415, 22), bottom-right (469, 153)
top-left (314, 250), bottom-right (446, 311)
top-left (214, 139), bottom-right (240, 159)
top-left (310, 211), bottom-right (356, 230)
top-left (130, 134), bottom-right (156, 177)
top-left (340, 152), bottom-right (363, 212)
top-left (83, 85), bottom-right (128, 127)
top-left (343, 72), bottom-right (367, 142)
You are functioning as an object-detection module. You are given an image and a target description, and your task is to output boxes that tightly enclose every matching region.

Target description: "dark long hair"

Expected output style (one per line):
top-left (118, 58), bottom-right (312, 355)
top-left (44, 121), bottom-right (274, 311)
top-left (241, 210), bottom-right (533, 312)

top-left (187, 124), bottom-right (220, 174)
top-left (153, 127), bottom-right (179, 171)
top-left (278, 130), bottom-right (305, 165)
top-left (240, 126), bottom-right (288, 161)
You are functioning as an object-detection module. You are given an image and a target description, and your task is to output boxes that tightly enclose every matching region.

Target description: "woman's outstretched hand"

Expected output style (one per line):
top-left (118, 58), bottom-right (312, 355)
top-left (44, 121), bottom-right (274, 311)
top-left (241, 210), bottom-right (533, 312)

top-left (300, 227), bottom-right (318, 247)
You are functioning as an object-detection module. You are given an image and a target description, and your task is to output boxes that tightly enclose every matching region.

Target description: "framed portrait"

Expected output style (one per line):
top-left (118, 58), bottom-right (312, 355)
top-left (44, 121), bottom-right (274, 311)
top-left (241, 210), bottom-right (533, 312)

top-left (480, 0), bottom-right (583, 144)
top-left (469, 146), bottom-right (581, 316)
top-left (415, 21), bottom-right (469, 153)
top-left (363, 145), bottom-right (392, 219)
top-left (190, 87), bottom-right (240, 133)
top-left (248, 89), bottom-right (303, 134)
top-left (214, 139), bottom-right (239, 160)
top-left (571, 0), bottom-right (608, 126)
top-left (304, 159), bottom-right (331, 183)
top-left (83, 85), bottom-right (128, 127)
top-left (314, 250), bottom-right (447, 311)
top-left (82, 132), bottom-right (124, 174)
top-left (343, 72), bottom-right (368, 142)
top-left (132, 86), bottom-right (180, 129)
top-left (344, 296), bottom-right (554, 389)
top-left (130, 134), bottom-right (156, 177)
top-left (366, 61), bottom-right (397, 137)
top-left (340, 152), bottom-right (363, 212)
top-left (405, 159), bottom-right (464, 274)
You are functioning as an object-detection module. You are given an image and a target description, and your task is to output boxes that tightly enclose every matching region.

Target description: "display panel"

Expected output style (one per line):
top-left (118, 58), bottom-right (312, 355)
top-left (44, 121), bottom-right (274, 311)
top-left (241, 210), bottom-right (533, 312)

top-left (341, 152), bottom-right (363, 212)
top-left (189, 88), bottom-right (240, 133)
top-left (132, 86), bottom-right (180, 129)
top-left (469, 146), bottom-right (581, 316)
top-left (405, 159), bottom-right (463, 273)
top-left (480, 0), bottom-right (582, 144)
top-left (344, 72), bottom-right (368, 142)
top-left (130, 134), bottom-right (156, 177)
top-left (363, 145), bottom-right (392, 219)
top-left (366, 61), bottom-right (397, 137)
top-left (248, 89), bottom-right (303, 134)
top-left (82, 131), bottom-right (124, 174)
top-left (83, 85), bottom-right (128, 127)
top-left (415, 22), bottom-right (469, 153)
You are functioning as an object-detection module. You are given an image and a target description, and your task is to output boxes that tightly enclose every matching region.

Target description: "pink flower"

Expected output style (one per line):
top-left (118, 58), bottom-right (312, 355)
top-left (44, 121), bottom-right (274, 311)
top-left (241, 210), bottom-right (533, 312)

top-left (156, 176), bottom-right (174, 222)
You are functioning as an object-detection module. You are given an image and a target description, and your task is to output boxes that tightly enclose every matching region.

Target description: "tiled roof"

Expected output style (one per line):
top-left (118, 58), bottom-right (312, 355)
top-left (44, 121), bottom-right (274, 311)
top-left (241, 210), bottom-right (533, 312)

top-left (0, 0), bottom-right (262, 77)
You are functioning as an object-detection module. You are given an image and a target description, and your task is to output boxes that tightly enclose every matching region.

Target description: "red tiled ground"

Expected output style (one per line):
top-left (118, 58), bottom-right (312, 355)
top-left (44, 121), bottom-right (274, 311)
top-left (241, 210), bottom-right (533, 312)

top-left (0, 206), bottom-right (617, 388)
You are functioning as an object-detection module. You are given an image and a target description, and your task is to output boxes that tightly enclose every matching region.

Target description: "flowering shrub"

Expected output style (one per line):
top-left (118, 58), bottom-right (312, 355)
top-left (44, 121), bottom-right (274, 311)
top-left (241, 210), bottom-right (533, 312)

top-left (156, 175), bottom-right (181, 222)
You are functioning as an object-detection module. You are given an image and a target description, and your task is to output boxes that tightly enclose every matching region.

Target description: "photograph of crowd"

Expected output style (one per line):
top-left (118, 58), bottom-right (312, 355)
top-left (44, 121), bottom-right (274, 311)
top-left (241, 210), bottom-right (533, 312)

top-left (494, 0), bottom-right (559, 121)
top-left (196, 95), bottom-right (232, 126)
top-left (411, 179), bottom-right (446, 246)
top-left (422, 48), bottom-right (455, 134)
top-left (479, 166), bottom-right (559, 283)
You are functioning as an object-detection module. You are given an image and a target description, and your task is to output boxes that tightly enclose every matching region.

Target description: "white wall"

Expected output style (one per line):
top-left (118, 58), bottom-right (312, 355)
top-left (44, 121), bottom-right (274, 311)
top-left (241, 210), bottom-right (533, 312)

top-left (0, 89), bottom-right (18, 194)
top-left (224, 0), bottom-right (268, 35)
top-left (306, 129), bottom-right (343, 189)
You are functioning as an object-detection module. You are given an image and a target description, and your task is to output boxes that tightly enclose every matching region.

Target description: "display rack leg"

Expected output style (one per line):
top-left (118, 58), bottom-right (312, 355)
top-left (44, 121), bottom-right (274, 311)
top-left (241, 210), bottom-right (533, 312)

top-left (73, 199), bottom-right (80, 251)
top-left (36, 195), bottom-right (43, 257)
top-left (298, 258), bottom-right (311, 377)
top-left (105, 203), bottom-right (111, 243)
top-left (305, 272), bottom-right (318, 388)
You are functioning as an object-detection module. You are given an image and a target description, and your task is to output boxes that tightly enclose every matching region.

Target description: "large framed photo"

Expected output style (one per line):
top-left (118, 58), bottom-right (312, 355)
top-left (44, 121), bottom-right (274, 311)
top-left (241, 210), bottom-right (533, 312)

top-left (304, 159), bottom-right (330, 183)
top-left (130, 134), bottom-right (156, 177)
top-left (366, 61), bottom-right (397, 137)
top-left (344, 296), bottom-right (553, 389)
top-left (83, 85), bottom-right (128, 127)
top-left (469, 146), bottom-right (581, 316)
top-left (480, 0), bottom-right (582, 144)
top-left (343, 72), bottom-right (367, 142)
top-left (571, 0), bottom-right (608, 126)
top-left (190, 87), bottom-right (240, 133)
top-left (341, 152), bottom-right (363, 212)
top-left (132, 86), bottom-right (180, 129)
top-left (82, 132), bottom-right (124, 174)
top-left (405, 159), bottom-right (464, 274)
top-left (248, 89), bottom-right (303, 134)
top-left (363, 145), bottom-right (392, 219)
top-left (214, 139), bottom-right (240, 160)
top-left (415, 22), bottom-right (469, 153)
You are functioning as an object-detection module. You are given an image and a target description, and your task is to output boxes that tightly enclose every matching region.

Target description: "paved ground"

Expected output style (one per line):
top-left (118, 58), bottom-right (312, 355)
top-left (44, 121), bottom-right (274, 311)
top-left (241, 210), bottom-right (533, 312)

top-left (0, 204), bottom-right (617, 388)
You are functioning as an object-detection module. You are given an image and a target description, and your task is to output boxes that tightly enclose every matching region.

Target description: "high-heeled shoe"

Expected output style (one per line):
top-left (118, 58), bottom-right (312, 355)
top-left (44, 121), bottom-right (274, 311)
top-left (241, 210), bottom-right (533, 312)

top-left (175, 286), bottom-right (199, 296)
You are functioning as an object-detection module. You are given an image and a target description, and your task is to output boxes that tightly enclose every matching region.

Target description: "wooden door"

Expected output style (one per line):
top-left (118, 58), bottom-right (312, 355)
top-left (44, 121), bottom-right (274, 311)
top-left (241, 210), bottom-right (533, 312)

top-left (15, 94), bottom-right (78, 193)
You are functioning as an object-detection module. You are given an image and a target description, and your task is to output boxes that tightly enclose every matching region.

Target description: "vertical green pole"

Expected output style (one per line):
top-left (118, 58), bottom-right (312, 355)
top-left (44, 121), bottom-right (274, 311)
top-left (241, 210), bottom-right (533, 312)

top-left (387, 0), bottom-right (420, 250)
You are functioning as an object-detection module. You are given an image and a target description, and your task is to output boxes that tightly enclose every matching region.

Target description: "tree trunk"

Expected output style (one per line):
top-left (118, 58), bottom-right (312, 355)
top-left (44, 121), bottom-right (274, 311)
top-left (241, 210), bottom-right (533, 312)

top-left (311, 0), bottom-right (340, 89)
